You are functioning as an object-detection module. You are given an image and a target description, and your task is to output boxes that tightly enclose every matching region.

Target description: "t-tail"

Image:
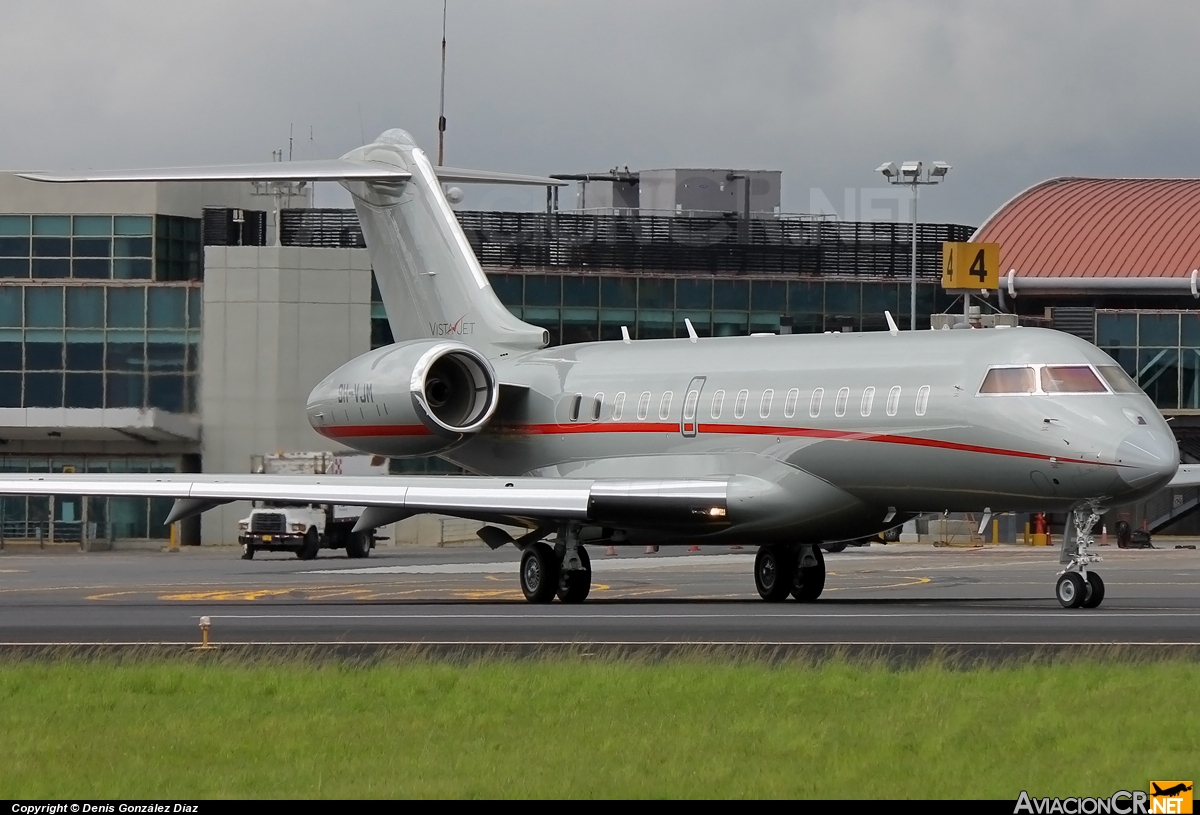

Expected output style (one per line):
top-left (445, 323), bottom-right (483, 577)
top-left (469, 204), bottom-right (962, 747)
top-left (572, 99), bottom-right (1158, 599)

top-left (18, 128), bottom-right (558, 358)
top-left (339, 129), bottom-right (549, 355)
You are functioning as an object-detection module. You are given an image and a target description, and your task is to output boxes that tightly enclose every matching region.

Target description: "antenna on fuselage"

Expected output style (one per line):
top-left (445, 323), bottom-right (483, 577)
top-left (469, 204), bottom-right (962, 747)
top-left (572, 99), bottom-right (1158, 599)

top-left (684, 318), bottom-right (699, 343)
top-left (884, 310), bottom-right (900, 336)
top-left (620, 326), bottom-right (631, 345)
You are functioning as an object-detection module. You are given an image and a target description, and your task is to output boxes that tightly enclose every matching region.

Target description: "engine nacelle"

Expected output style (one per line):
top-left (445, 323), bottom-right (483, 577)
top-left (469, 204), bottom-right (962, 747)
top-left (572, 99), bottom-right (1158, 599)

top-left (307, 340), bottom-right (499, 457)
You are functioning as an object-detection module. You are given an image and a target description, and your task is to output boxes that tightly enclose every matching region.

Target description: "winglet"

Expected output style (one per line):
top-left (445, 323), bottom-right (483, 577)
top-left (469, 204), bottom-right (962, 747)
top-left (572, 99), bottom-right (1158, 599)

top-left (884, 310), bottom-right (900, 336)
top-left (684, 318), bottom-right (698, 343)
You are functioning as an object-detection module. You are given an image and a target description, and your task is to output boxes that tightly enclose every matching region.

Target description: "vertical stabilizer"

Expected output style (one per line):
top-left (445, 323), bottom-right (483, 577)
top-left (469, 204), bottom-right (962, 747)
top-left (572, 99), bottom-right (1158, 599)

top-left (339, 130), bottom-right (548, 356)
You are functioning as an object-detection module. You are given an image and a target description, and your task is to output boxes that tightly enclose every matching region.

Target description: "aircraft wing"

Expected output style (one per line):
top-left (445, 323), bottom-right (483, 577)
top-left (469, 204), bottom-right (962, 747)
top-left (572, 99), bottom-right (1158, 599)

top-left (1167, 464), bottom-right (1200, 487)
top-left (16, 159), bottom-right (411, 184)
top-left (0, 473), bottom-right (731, 531)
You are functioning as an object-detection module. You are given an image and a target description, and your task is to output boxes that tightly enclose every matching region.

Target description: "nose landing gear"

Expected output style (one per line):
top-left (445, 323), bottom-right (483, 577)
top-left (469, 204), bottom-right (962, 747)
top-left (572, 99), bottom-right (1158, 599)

top-left (1057, 502), bottom-right (1105, 609)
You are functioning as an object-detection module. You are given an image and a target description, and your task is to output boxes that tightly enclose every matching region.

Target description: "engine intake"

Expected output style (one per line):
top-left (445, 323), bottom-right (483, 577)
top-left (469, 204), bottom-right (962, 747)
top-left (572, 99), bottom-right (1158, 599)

top-left (411, 344), bottom-right (498, 435)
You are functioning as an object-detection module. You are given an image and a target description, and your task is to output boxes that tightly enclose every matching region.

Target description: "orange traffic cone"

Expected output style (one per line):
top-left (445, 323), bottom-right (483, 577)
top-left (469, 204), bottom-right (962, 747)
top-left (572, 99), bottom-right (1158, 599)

top-left (688, 545), bottom-right (700, 552)
top-left (606, 545), bottom-right (617, 556)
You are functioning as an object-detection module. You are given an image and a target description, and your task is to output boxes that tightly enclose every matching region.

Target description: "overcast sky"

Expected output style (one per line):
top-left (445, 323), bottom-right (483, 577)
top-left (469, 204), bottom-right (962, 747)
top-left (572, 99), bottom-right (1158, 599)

top-left (4, 1), bottom-right (1200, 225)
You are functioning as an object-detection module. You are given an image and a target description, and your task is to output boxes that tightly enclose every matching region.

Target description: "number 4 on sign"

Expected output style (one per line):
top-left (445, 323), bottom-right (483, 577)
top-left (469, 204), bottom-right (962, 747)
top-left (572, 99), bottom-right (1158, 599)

top-left (970, 249), bottom-right (987, 282)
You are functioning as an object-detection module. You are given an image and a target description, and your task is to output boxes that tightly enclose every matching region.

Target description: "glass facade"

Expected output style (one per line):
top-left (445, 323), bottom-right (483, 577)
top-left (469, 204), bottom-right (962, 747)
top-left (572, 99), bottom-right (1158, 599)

top-left (0, 283), bottom-right (201, 411)
top-left (368, 272), bottom-right (956, 349)
top-left (0, 214), bottom-right (201, 282)
top-left (1096, 310), bottom-right (1200, 410)
top-left (0, 455), bottom-right (179, 541)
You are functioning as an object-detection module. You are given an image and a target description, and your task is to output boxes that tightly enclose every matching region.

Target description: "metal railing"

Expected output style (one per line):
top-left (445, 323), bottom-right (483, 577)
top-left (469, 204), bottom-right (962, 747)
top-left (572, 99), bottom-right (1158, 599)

top-left (280, 208), bottom-right (975, 278)
top-left (0, 520), bottom-right (116, 550)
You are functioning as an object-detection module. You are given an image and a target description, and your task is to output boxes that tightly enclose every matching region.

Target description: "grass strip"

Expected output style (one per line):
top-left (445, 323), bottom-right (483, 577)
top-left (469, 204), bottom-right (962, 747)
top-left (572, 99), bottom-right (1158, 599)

top-left (0, 649), bottom-right (1194, 799)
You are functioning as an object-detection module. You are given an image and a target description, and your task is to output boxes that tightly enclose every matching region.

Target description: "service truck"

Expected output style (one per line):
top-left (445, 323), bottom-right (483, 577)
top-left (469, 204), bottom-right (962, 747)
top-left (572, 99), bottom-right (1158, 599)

top-left (237, 452), bottom-right (388, 560)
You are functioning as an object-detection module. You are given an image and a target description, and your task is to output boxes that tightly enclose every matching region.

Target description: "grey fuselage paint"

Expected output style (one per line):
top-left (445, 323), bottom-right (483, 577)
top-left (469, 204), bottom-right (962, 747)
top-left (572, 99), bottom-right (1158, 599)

top-left (308, 325), bottom-right (1178, 545)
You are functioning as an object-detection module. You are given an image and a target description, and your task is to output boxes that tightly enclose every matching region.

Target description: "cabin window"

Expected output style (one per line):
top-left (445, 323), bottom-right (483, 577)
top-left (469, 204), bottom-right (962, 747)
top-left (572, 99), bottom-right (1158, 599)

top-left (784, 388), bottom-right (799, 419)
top-left (978, 366), bottom-right (1037, 395)
top-left (916, 385), bottom-right (930, 416)
top-left (734, 389), bottom-right (749, 419)
top-left (592, 393), bottom-right (604, 421)
top-left (658, 391), bottom-right (673, 420)
top-left (860, 387), bottom-right (875, 417)
top-left (834, 387), bottom-right (849, 417)
top-left (1097, 365), bottom-right (1141, 394)
top-left (683, 390), bottom-right (699, 421)
top-left (809, 388), bottom-right (823, 418)
top-left (569, 393), bottom-right (582, 422)
top-left (710, 389), bottom-right (725, 419)
top-left (759, 389), bottom-right (774, 419)
top-left (612, 392), bottom-right (626, 420)
top-left (886, 386), bottom-right (901, 416)
top-left (637, 391), bottom-right (651, 420)
top-left (1040, 365), bottom-right (1107, 394)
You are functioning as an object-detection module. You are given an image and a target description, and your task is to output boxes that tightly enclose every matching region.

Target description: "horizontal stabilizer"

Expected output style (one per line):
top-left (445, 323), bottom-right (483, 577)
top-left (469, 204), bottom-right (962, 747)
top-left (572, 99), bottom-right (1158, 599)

top-left (17, 159), bottom-right (410, 184)
top-left (434, 166), bottom-right (566, 186)
top-left (1169, 464), bottom-right (1200, 487)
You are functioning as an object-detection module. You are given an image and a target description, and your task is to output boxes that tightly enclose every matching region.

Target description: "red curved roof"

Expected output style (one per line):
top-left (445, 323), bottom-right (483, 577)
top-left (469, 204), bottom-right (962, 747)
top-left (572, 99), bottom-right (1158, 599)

top-left (972, 177), bottom-right (1200, 278)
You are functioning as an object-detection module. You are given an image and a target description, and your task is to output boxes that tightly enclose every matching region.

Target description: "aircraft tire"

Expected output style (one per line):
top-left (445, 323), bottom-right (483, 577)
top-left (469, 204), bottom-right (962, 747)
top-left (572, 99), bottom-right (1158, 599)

top-left (297, 528), bottom-right (320, 561)
top-left (520, 541), bottom-right (559, 604)
top-left (346, 530), bottom-right (372, 559)
top-left (792, 545), bottom-right (826, 602)
top-left (754, 545), bottom-right (795, 602)
top-left (1081, 572), bottom-right (1105, 609)
top-left (1056, 572), bottom-right (1086, 608)
top-left (241, 543), bottom-right (255, 560)
top-left (557, 546), bottom-right (592, 604)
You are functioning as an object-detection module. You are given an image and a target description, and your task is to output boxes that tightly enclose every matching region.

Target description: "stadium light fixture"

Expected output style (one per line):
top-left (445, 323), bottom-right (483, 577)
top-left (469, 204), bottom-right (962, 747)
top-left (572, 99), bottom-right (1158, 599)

top-left (876, 159), bottom-right (952, 330)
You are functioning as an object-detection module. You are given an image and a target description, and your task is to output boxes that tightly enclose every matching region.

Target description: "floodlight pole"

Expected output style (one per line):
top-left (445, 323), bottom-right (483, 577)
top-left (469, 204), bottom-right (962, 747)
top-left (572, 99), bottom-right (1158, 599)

top-left (877, 162), bottom-right (950, 330)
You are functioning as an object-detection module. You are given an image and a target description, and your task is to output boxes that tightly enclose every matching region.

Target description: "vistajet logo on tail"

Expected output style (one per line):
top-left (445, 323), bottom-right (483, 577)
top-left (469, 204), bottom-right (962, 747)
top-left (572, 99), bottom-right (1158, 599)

top-left (429, 315), bottom-right (475, 337)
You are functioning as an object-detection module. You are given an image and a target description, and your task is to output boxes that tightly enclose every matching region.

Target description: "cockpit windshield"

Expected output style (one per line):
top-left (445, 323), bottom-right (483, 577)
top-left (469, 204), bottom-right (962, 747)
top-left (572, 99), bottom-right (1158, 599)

top-left (978, 366), bottom-right (1037, 394)
top-left (1039, 365), bottom-right (1107, 394)
top-left (978, 364), bottom-right (1119, 396)
top-left (1096, 364), bottom-right (1142, 394)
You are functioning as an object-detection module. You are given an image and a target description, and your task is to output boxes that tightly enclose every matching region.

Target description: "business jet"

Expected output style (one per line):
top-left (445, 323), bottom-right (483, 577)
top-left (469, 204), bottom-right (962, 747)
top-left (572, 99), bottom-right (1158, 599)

top-left (3, 128), bottom-right (1191, 609)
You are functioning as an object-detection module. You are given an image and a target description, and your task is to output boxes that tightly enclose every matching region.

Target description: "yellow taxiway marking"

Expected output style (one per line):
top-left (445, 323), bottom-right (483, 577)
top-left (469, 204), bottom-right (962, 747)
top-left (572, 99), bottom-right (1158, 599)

top-left (825, 576), bottom-right (932, 592)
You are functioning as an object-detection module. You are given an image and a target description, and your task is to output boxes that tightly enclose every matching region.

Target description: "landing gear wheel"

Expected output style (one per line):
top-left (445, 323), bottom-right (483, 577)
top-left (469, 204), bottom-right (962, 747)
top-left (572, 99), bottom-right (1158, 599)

top-left (1081, 572), bottom-right (1105, 609)
top-left (1056, 572), bottom-right (1086, 608)
top-left (792, 545), bottom-right (826, 602)
top-left (754, 545), bottom-right (796, 602)
top-left (241, 543), bottom-right (255, 560)
top-left (296, 528), bottom-right (320, 560)
top-left (556, 546), bottom-right (592, 603)
top-left (520, 541), bottom-right (560, 604)
top-left (346, 530), bottom-right (372, 559)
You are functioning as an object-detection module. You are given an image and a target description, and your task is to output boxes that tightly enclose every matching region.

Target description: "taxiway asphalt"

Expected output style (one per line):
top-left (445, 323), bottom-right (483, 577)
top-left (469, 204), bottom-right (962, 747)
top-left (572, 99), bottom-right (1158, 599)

top-left (0, 543), bottom-right (1197, 649)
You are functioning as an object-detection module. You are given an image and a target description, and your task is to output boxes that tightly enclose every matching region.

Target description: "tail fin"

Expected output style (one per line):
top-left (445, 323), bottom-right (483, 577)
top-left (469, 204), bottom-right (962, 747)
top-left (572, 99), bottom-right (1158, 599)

top-left (20, 128), bottom-right (558, 357)
top-left (339, 129), bottom-right (551, 356)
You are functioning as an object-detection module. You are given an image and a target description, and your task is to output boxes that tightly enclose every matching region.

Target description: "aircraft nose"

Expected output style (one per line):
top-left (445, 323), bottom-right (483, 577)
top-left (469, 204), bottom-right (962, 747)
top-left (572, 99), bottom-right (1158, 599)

top-left (1115, 428), bottom-right (1178, 492)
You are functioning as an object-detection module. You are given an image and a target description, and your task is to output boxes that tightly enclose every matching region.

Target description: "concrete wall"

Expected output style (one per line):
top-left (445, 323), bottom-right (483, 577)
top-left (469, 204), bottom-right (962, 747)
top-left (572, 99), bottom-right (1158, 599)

top-left (199, 245), bottom-right (373, 544)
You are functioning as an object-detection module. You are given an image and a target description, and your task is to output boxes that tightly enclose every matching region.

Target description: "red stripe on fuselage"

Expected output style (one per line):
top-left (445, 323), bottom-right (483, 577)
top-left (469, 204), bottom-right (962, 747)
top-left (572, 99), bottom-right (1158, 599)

top-left (314, 420), bottom-right (1114, 468)
top-left (318, 424), bottom-right (433, 438)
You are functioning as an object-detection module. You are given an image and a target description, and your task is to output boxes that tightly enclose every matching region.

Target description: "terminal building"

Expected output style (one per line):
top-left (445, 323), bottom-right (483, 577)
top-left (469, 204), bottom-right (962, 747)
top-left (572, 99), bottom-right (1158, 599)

top-left (1, 167), bottom-right (1198, 547)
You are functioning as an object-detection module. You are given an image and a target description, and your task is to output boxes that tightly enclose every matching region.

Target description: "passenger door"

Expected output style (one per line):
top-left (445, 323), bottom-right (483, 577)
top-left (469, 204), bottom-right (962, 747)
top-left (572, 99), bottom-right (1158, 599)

top-left (680, 376), bottom-right (706, 437)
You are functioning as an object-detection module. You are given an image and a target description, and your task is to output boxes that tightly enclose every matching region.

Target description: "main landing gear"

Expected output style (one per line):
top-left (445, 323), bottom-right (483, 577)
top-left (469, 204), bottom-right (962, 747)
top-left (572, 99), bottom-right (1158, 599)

top-left (754, 544), bottom-right (825, 602)
top-left (519, 524), bottom-right (593, 604)
top-left (1056, 502), bottom-right (1106, 609)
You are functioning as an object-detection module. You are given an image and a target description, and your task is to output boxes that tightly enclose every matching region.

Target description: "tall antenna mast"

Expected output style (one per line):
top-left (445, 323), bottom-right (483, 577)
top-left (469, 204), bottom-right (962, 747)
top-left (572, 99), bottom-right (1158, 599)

top-left (437, 0), bottom-right (447, 165)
